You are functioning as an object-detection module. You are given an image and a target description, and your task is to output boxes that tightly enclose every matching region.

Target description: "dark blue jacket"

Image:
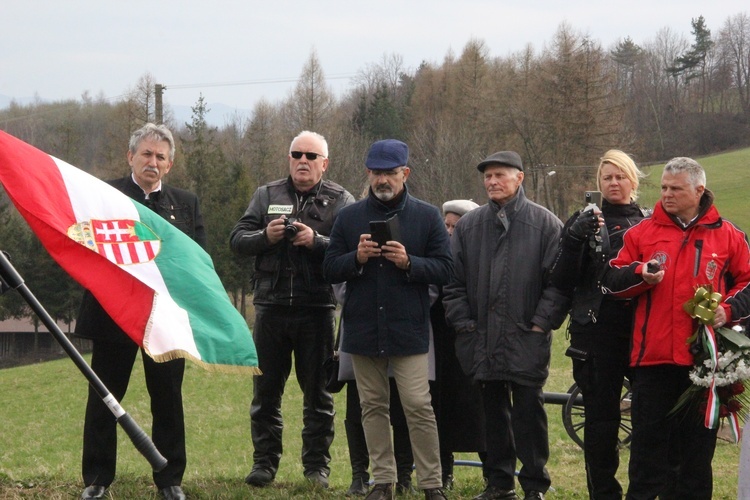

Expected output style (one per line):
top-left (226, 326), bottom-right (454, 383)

top-left (323, 187), bottom-right (453, 357)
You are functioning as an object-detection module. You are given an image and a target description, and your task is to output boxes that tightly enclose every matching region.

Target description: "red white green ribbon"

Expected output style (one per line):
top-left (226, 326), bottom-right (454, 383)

top-left (702, 324), bottom-right (721, 429)
top-left (684, 286), bottom-right (724, 430)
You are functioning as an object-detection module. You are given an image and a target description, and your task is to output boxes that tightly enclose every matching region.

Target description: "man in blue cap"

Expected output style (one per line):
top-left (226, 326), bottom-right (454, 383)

top-left (324, 139), bottom-right (453, 500)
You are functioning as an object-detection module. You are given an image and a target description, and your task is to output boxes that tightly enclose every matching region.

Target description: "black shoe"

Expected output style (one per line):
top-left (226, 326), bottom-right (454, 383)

top-left (424, 488), bottom-right (448, 499)
top-left (366, 483), bottom-right (394, 500)
top-left (304, 469), bottom-right (330, 489)
top-left (346, 477), bottom-right (370, 496)
top-left (80, 485), bottom-right (107, 500)
top-left (396, 478), bottom-right (414, 495)
top-left (245, 466), bottom-right (275, 487)
top-left (472, 485), bottom-right (518, 500)
top-left (523, 491), bottom-right (544, 500)
top-left (442, 474), bottom-right (454, 490)
top-left (159, 486), bottom-right (186, 500)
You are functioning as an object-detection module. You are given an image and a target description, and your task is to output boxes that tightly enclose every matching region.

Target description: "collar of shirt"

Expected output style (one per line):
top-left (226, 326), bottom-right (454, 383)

top-left (131, 173), bottom-right (162, 199)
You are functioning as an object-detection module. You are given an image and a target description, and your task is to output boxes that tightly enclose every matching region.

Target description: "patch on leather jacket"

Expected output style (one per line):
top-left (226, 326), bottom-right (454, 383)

top-left (268, 204), bottom-right (293, 215)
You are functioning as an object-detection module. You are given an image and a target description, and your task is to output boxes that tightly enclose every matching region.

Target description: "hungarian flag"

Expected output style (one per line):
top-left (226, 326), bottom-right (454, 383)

top-left (0, 130), bottom-right (259, 373)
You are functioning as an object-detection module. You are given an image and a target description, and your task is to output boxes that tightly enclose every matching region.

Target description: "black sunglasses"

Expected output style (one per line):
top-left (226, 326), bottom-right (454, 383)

top-left (291, 151), bottom-right (325, 160)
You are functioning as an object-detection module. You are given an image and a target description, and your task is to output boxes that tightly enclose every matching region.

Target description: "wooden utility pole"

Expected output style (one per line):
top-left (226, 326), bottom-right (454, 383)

top-left (155, 84), bottom-right (165, 124)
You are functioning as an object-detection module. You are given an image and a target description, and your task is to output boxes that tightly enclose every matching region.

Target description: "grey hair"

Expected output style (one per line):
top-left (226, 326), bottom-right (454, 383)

top-left (289, 131), bottom-right (328, 158)
top-left (129, 123), bottom-right (176, 161)
top-left (663, 157), bottom-right (706, 188)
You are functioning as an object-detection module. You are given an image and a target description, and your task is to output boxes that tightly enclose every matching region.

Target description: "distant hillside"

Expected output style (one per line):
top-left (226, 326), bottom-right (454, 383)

top-left (0, 93), bottom-right (250, 128)
top-left (636, 147), bottom-right (750, 234)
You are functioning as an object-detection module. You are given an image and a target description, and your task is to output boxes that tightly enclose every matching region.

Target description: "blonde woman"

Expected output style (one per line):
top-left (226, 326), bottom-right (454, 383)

top-left (550, 150), bottom-right (647, 499)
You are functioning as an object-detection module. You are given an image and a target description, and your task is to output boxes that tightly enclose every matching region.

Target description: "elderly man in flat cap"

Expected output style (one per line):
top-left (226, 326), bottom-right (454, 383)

top-left (324, 139), bottom-right (453, 500)
top-left (443, 151), bottom-right (568, 500)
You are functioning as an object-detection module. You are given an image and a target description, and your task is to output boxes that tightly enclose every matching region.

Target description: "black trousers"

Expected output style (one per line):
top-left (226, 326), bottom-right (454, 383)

top-left (481, 380), bottom-right (550, 493)
top-left (250, 305), bottom-right (335, 475)
top-left (570, 331), bottom-right (630, 500)
top-left (626, 365), bottom-right (718, 500)
top-left (82, 340), bottom-right (186, 488)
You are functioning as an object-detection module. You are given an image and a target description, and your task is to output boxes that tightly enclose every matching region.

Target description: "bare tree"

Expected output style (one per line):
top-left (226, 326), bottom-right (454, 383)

top-left (719, 12), bottom-right (750, 120)
top-left (245, 99), bottom-right (287, 185)
top-left (282, 49), bottom-right (336, 133)
top-left (126, 72), bottom-right (159, 124)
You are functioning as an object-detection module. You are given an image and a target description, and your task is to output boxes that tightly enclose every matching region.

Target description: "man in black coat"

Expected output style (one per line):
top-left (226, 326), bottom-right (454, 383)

top-left (230, 131), bottom-right (354, 490)
top-left (75, 123), bottom-right (204, 500)
top-left (323, 139), bottom-right (453, 500)
top-left (443, 152), bottom-right (567, 500)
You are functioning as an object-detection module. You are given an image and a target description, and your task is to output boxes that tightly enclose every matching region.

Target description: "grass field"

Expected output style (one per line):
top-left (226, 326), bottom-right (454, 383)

top-left (0, 328), bottom-right (742, 499)
top-left (1, 148), bottom-right (748, 498)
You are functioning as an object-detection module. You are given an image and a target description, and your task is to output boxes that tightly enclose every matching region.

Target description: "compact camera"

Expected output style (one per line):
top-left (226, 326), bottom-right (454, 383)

top-left (283, 217), bottom-right (300, 239)
top-left (584, 191), bottom-right (602, 209)
top-left (646, 261), bottom-right (661, 273)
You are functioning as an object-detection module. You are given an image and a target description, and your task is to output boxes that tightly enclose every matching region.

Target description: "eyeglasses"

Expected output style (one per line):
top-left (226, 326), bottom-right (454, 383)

top-left (368, 168), bottom-right (404, 177)
top-left (291, 151), bottom-right (325, 160)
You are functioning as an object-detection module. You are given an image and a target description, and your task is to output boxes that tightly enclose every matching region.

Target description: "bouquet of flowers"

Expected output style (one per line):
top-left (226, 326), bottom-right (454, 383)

top-left (671, 285), bottom-right (750, 443)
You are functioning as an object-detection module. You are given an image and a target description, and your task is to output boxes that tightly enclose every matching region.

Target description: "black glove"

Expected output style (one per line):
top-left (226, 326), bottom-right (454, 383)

top-left (567, 210), bottom-right (600, 242)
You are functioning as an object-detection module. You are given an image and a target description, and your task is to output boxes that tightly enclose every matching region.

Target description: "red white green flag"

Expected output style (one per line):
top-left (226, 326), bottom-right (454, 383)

top-left (0, 130), bottom-right (259, 373)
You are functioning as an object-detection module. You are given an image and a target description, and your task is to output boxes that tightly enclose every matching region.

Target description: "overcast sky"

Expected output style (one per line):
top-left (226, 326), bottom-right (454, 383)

top-left (2, 1), bottom-right (748, 124)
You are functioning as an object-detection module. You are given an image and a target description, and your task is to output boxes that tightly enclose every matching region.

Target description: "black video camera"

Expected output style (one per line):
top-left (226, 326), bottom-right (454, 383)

top-left (283, 217), bottom-right (300, 239)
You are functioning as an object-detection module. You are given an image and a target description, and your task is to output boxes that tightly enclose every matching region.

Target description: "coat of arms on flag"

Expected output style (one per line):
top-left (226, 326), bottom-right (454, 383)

top-left (0, 129), bottom-right (258, 372)
top-left (68, 219), bottom-right (162, 266)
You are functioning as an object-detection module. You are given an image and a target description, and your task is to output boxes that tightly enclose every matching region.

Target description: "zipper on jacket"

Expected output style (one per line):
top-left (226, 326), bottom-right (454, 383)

top-left (693, 239), bottom-right (703, 277)
top-left (588, 309), bottom-right (597, 324)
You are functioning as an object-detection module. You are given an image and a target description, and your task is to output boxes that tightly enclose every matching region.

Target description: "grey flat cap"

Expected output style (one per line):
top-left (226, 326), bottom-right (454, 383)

top-left (476, 151), bottom-right (523, 172)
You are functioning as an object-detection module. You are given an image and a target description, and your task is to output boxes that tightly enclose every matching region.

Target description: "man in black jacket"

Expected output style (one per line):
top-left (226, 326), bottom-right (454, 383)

top-left (443, 151), bottom-right (568, 500)
top-left (76, 123), bottom-right (204, 500)
top-left (230, 130), bottom-right (354, 489)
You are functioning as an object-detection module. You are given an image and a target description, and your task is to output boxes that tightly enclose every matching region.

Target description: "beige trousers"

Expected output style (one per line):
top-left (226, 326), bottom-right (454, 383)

top-left (351, 353), bottom-right (442, 489)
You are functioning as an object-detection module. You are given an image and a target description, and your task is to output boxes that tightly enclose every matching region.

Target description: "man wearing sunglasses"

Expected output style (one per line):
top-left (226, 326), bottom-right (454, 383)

top-left (230, 130), bottom-right (354, 489)
top-left (324, 139), bottom-right (453, 500)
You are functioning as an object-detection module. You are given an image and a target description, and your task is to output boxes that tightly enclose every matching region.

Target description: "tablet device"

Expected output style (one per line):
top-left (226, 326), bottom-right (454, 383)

top-left (369, 220), bottom-right (391, 248)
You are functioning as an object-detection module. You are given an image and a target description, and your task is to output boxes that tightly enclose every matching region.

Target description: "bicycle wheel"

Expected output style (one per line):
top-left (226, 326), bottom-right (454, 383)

top-left (562, 380), bottom-right (633, 450)
top-left (562, 383), bottom-right (585, 449)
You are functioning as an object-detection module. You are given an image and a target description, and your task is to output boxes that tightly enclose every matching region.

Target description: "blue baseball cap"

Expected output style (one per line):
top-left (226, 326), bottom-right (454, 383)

top-left (365, 139), bottom-right (409, 170)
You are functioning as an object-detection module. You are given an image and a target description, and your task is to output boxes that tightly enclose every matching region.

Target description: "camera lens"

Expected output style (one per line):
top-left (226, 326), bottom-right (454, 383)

top-left (284, 219), bottom-right (299, 239)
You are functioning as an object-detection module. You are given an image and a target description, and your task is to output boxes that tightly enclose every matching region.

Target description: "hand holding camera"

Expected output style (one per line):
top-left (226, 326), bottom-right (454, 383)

top-left (646, 261), bottom-right (661, 273)
top-left (642, 260), bottom-right (664, 285)
top-left (265, 217), bottom-right (314, 248)
top-left (567, 210), bottom-right (601, 242)
top-left (283, 217), bottom-right (300, 239)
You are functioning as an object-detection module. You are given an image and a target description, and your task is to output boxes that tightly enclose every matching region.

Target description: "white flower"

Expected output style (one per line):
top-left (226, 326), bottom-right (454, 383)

top-left (688, 348), bottom-right (750, 388)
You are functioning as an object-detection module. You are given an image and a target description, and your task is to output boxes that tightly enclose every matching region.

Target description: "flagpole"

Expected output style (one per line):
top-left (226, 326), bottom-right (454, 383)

top-left (0, 251), bottom-right (167, 472)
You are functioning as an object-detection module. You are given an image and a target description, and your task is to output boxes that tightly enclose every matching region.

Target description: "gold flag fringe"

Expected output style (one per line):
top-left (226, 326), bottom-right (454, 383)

top-left (145, 348), bottom-right (262, 375)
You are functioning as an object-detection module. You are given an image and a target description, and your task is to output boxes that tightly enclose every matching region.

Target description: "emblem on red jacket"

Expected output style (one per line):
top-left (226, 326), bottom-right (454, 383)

top-left (706, 259), bottom-right (718, 281)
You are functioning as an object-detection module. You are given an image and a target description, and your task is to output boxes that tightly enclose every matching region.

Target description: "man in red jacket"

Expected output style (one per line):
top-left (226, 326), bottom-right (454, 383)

top-left (603, 156), bottom-right (750, 499)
